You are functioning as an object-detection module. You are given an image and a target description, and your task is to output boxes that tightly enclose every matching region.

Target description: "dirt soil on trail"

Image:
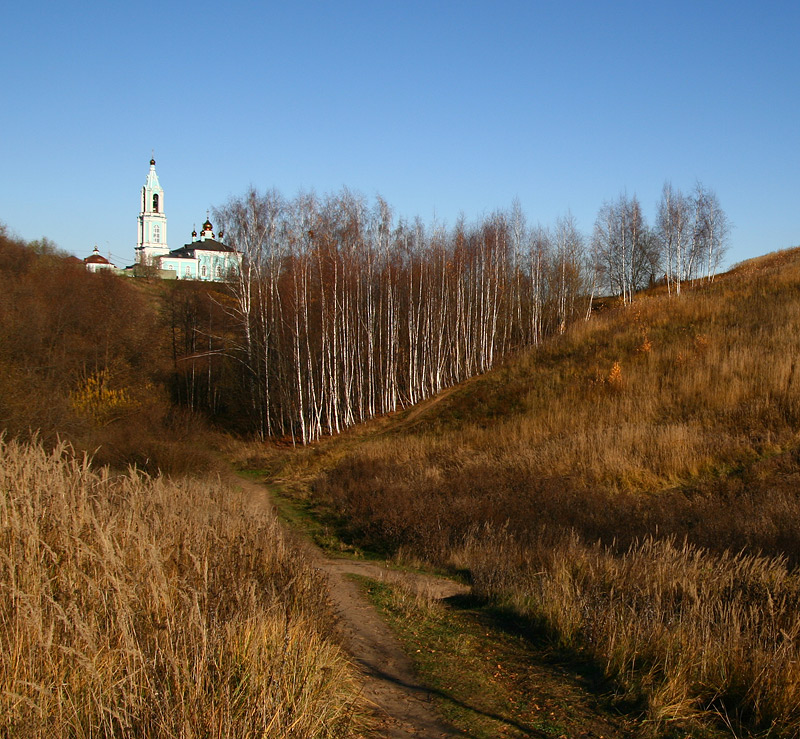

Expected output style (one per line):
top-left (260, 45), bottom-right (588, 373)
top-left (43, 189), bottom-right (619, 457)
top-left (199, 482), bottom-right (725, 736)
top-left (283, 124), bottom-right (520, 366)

top-left (238, 475), bottom-right (464, 737)
top-left (238, 475), bottom-right (647, 739)
top-left (321, 559), bottom-right (467, 738)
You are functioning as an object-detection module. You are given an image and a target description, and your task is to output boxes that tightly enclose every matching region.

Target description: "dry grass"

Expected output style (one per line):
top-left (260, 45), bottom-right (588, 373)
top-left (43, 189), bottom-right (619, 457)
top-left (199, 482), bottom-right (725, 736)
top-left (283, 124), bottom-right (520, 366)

top-left (467, 531), bottom-right (800, 735)
top-left (0, 438), bottom-right (359, 738)
top-left (304, 248), bottom-right (800, 736)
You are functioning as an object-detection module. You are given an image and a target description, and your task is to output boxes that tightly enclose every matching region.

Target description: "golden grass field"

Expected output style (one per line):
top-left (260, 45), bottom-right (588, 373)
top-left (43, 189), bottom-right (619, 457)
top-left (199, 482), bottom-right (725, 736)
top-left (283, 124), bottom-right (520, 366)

top-left (0, 438), bottom-right (360, 737)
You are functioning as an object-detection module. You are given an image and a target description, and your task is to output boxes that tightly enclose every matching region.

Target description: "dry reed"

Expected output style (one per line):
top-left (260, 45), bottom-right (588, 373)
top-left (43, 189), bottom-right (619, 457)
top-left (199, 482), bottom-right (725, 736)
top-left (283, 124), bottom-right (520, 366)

top-left (0, 438), bottom-right (358, 738)
top-left (468, 530), bottom-right (800, 736)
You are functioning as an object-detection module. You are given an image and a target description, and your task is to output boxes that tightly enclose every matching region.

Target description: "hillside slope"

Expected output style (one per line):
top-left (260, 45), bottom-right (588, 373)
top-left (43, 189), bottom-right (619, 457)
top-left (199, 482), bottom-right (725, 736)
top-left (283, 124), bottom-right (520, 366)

top-left (317, 246), bottom-right (800, 563)
top-left (266, 246), bottom-right (800, 737)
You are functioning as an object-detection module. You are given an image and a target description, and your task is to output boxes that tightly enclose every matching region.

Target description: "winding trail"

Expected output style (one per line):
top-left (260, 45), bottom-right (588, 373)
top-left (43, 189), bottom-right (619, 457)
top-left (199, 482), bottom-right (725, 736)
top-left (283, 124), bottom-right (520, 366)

top-left (320, 559), bottom-right (466, 738)
top-left (238, 475), bottom-right (466, 737)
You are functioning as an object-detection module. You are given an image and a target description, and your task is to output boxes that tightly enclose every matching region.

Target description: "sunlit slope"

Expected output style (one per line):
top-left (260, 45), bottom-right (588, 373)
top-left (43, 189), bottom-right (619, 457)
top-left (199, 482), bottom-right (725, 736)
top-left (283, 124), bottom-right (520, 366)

top-left (317, 246), bottom-right (800, 562)
top-left (294, 246), bottom-right (800, 738)
top-left (391, 245), bottom-right (800, 480)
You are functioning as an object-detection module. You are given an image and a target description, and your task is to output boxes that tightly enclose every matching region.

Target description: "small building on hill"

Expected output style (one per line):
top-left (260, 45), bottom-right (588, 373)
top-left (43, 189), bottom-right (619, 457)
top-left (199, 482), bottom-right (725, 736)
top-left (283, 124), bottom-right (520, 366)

top-left (84, 246), bottom-right (116, 273)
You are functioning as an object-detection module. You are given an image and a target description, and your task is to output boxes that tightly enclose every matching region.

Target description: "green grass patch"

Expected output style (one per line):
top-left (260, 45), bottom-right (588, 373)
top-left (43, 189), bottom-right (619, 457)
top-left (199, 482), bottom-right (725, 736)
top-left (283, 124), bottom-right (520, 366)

top-left (354, 575), bottom-right (651, 739)
top-left (235, 471), bottom-right (382, 560)
top-left (234, 467), bottom-right (272, 481)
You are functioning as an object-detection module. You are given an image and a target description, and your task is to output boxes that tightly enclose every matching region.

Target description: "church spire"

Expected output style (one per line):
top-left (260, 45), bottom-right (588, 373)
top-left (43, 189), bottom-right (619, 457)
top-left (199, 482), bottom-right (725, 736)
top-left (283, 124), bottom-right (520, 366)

top-left (136, 156), bottom-right (169, 265)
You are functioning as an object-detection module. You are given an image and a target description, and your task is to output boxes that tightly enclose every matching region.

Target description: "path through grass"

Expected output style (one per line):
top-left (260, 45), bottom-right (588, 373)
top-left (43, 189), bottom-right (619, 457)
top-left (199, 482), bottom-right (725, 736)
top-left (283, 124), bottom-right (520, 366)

top-left (358, 576), bottom-right (730, 739)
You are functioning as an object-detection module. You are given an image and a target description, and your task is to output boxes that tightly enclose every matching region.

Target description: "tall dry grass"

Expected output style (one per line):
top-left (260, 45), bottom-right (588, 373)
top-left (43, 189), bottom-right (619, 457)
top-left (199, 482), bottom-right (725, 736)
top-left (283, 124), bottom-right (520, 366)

top-left (467, 530), bottom-right (800, 735)
top-left (0, 438), bottom-right (358, 737)
top-left (307, 249), bottom-right (800, 735)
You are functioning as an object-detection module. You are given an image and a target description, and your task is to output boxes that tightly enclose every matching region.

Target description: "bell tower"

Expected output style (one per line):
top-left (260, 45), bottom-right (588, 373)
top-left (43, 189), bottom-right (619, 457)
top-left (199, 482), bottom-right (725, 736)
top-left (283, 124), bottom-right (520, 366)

top-left (136, 157), bottom-right (169, 265)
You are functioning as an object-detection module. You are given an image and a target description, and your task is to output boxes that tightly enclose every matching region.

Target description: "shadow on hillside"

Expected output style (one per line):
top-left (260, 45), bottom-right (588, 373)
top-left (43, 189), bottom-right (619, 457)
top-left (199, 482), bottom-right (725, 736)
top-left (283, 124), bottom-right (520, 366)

top-left (433, 592), bottom-right (644, 738)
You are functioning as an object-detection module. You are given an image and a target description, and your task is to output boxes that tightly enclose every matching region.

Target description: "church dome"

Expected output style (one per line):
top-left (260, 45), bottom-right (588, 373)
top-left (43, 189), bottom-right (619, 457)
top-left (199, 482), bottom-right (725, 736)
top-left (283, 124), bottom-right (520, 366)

top-left (85, 246), bottom-right (111, 265)
top-left (85, 254), bottom-right (111, 264)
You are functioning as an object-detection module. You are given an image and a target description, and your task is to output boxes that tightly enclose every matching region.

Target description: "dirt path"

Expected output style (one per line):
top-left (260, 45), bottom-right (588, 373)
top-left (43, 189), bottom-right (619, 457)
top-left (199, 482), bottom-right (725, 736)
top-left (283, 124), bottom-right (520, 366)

top-left (397, 385), bottom-right (459, 429)
top-left (238, 475), bottom-right (643, 738)
top-left (238, 475), bottom-right (465, 737)
top-left (320, 559), bottom-right (467, 738)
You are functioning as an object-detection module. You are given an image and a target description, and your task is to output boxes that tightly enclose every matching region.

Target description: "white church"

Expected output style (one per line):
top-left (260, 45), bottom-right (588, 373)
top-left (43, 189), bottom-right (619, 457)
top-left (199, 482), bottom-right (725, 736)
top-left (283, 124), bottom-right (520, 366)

top-left (133, 158), bottom-right (242, 281)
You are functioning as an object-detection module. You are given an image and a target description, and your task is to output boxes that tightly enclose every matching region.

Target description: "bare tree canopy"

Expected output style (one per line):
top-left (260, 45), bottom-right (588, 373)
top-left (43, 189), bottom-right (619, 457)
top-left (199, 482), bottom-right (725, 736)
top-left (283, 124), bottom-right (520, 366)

top-left (207, 183), bottom-right (728, 442)
top-left (212, 190), bottom-right (589, 442)
top-left (592, 193), bottom-right (659, 304)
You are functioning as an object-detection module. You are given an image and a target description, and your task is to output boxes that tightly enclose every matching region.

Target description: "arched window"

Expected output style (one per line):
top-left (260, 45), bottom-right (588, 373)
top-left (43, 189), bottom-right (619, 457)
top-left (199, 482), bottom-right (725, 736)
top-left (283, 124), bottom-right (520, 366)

top-left (201, 265), bottom-right (207, 278)
top-left (216, 265), bottom-right (222, 279)
top-left (153, 193), bottom-right (159, 213)
top-left (153, 224), bottom-right (160, 243)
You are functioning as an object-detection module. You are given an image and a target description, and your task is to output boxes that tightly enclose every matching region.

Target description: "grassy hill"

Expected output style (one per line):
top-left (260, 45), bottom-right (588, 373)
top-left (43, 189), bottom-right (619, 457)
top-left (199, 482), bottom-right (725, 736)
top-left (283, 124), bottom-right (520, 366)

top-left (6, 220), bottom-right (800, 736)
top-left (260, 247), bottom-right (800, 737)
top-left (312, 246), bottom-right (800, 562)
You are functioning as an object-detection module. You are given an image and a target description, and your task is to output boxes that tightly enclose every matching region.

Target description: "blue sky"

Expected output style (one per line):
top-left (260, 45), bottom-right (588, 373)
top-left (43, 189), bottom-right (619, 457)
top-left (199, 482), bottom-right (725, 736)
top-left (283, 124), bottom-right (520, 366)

top-left (2, 1), bottom-right (798, 267)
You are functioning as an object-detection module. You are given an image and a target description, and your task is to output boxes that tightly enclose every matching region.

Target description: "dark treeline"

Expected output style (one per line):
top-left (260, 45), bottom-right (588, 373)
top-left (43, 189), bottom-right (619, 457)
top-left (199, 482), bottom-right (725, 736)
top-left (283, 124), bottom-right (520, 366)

top-left (0, 225), bottom-right (226, 473)
top-left (211, 182), bottom-right (727, 443)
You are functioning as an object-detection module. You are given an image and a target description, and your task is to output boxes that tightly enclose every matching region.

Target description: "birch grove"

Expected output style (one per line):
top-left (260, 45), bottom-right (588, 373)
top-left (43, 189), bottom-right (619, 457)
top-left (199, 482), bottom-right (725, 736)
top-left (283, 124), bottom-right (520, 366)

top-left (655, 181), bottom-right (729, 292)
top-left (209, 184), bottom-right (726, 443)
top-left (213, 189), bottom-right (586, 443)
